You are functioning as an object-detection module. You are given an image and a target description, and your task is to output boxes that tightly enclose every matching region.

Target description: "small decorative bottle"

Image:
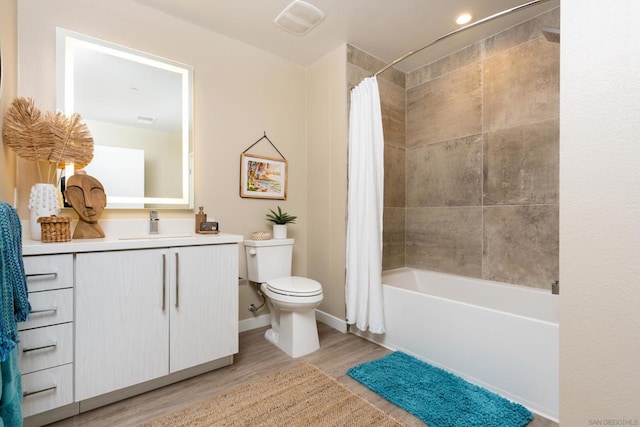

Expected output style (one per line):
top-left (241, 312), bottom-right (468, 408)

top-left (195, 206), bottom-right (207, 233)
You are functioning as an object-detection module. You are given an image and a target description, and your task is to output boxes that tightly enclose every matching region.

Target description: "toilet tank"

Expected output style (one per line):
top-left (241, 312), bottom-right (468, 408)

top-left (245, 238), bottom-right (294, 283)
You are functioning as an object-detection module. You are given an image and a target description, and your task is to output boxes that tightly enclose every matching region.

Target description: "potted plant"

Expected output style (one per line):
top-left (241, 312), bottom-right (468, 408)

top-left (266, 206), bottom-right (297, 239)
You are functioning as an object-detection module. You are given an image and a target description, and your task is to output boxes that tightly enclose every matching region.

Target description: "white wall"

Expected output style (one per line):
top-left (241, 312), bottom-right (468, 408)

top-left (0, 0), bottom-right (17, 204)
top-left (14, 0), bottom-right (351, 325)
top-left (560, 0), bottom-right (640, 423)
top-left (306, 44), bottom-right (349, 319)
top-left (16, 0), bottom-right (309, 321)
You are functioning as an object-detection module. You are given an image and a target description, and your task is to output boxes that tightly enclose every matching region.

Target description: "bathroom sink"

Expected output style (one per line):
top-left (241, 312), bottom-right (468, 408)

top-left (117, 233), bottom-right (193, 240)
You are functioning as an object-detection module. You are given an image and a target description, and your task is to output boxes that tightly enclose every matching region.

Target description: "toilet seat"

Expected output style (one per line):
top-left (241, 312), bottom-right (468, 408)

top-left (265, 276), bottom-right (323, 297)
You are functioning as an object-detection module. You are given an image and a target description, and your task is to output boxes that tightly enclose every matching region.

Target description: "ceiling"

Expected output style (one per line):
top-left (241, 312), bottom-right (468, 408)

top-left (131, 0), bottom-right (559, 73)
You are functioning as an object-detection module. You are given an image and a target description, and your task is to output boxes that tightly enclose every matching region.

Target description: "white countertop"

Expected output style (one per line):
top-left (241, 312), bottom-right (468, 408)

top-left (23, 232), bottom-right (243, 256)
top-left (22, 218), bottom-right (244, 255)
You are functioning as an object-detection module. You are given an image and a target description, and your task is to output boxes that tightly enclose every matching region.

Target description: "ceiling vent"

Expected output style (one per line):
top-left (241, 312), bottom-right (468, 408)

top-left (137, 115), bottom-right (156, 125)
top-left (273, 1), bottom-right (325, 36)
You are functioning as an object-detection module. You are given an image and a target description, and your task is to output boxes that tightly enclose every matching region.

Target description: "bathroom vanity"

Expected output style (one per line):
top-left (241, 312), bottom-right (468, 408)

top-left (20, 232), bottom-right (242, 426)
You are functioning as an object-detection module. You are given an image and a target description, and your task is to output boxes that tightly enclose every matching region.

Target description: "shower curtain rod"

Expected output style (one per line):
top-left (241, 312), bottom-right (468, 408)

top-left (374, 0), bottom-right (552, 77)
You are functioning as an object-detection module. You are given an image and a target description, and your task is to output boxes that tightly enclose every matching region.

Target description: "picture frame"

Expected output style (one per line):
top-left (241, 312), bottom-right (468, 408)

top-left (240, 153), bottom-right (287, 199)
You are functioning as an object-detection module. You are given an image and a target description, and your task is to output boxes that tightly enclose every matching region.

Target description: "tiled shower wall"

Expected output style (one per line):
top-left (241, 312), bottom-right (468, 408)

top-left (347, 7), bottom-right (559, 290)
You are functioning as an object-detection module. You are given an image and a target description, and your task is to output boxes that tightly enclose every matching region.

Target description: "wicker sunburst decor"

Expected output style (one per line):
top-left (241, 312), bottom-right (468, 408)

top-left (2, 97), bottom-right (93, 184)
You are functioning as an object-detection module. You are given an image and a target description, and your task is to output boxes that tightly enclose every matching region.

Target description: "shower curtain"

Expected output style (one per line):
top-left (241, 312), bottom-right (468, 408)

top-left (345, 77), bottom-right (385, 334)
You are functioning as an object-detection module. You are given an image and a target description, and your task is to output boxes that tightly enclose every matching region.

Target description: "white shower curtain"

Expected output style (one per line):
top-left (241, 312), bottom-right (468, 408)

top-left (345, 77), bottom-right (385, 334)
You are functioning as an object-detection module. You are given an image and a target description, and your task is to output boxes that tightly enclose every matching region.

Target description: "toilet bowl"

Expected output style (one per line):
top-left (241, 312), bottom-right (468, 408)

top-left (261, 276), bottom-right (323, 358)
top-left (244, 239), bottom-right (324, 358)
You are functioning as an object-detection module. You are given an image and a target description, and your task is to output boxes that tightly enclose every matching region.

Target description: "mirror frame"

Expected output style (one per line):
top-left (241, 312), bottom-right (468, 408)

top-left (56, 28), bottom-right (194, 209)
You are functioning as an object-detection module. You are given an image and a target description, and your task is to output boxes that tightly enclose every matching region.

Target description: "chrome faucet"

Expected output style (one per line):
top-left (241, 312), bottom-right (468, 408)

top-left (150, 210), bottom-right (159, 234)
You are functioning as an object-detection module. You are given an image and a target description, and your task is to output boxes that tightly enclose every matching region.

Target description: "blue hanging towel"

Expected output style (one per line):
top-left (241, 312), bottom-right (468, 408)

top-left (0, 202), bottom-right (30, 358)
top-left (0, 202), bottom-right (31, 426)
top-left (0, 347), bottom-right (23, 426)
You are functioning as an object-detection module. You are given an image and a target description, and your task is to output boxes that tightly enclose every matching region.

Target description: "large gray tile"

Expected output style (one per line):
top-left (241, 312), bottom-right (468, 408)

top-left (347, 63), bottom-right (369, 91)
top-left (385, 144), bottom-right (405, 207)
top-left (483, 204), bottom-right (559, 289)
top-left (483, 37), bottom-right (560, 132)
top-left (347, 44), bottom-right (405, 88)
top-left (407, 62), bottom-right (482, 147)
top-left (406, 135), bottom-right (482, 207)
top-left (406, 207), bottom-right (482, 277)
top-left (347, 44), bottom-right (385, 74)
top-left (539, 6), bottom-right (560, 31)
top-left (484, 7), bottom-right (560, 59)
top-left (379, 78), bottom-right (406, 148)
top-left (383, 207), bottom-right (405, 270)
top-left (407, 42), bottom-right (482, 89)
top-left (483, 119), bottom-right (559, 205)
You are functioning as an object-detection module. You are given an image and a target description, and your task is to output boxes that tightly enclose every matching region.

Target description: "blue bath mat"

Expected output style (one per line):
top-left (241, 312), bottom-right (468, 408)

top-left (347, 351), bottom-right (533, 427)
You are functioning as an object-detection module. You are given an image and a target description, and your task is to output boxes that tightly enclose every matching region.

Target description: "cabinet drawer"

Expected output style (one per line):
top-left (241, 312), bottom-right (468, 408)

top-left (22, 364), bottom-right (73, 418)
top-left (23, 254), bottom-right (73, 292)
top-left (18, 323), bottom-right (73, 375)
top-left (19, 289), bottom-right (73, 331)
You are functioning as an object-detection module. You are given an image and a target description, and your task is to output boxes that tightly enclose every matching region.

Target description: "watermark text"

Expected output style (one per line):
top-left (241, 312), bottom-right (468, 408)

top-left (588, 419), bottom-right (639, 426)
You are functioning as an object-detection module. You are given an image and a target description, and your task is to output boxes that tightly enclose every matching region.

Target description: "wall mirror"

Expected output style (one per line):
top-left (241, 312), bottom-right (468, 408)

top-left (56, 28), bottom-right (193, 209)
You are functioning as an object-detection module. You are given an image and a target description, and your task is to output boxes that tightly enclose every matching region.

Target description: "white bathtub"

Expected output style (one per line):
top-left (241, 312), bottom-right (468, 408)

top-left (352, 267), bottom-right (559, 422)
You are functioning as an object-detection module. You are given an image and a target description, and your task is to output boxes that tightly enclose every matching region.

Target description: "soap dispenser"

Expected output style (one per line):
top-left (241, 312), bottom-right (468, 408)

top-left (195, 206), bottom-right (207, 233)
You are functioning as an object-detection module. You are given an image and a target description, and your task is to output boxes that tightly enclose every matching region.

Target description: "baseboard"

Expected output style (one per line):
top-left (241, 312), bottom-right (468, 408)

top-left (238, 310), bottom-right (347, 334)
top-left (315, 309), bottom-right (348, 333)
top-left (238, 313), bottom-right (271, 333)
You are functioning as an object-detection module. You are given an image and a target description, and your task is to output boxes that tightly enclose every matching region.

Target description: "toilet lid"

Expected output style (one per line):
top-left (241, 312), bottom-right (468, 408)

top-left (265, 276), bottom-right (322, 297)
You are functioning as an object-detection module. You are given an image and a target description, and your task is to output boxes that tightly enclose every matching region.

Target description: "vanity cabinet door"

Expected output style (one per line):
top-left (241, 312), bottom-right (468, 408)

top-left (169, 244), bottom-right (238, 373)
top-left (75, 249), bottom-right (169, 400)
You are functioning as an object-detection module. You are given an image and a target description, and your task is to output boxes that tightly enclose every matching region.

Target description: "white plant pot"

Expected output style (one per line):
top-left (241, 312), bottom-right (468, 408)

top-left (273, 224), bottom-right (287, 239)
top-left (28, 183), bottom-right (60, 240)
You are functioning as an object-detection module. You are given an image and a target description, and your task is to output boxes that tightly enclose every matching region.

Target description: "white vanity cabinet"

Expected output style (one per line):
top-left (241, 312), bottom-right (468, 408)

top-left (75, 248), bottom-right (168, 400)
top-left (19, 254), bottom-right (75, 419)
top-left (21, 232), bottom-right (242, 425)
top-left (168, 245), bottom-right (239, 373)
top-left (75, 244), bottom-right (239, 401)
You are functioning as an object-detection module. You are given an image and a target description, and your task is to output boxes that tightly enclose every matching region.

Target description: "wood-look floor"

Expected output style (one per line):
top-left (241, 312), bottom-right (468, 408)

top-left (48, 323), bottom-right (558, 426)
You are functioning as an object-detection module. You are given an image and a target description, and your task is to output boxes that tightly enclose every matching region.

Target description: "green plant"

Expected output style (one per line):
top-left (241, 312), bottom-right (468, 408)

top-left (266, 206), bottom-right (297, 225)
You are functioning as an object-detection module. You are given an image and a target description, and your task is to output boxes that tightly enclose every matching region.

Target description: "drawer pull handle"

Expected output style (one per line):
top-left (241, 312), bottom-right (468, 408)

top-left (162, 253), bottom-right (167, 311)
top-left (31, 307), bottom-right (58, 315)
top-left (23, 385), bottom-right (57, 397)
top-left (175, 252), bottom-right (180, 308)
top-left (25, 272), bottom-right (58, 279)
top-left (23, 343), bottom-right (57, 353)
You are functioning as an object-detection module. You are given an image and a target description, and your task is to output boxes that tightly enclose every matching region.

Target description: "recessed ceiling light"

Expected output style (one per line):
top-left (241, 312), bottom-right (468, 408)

top-left (274, 1), bottom-right (325, 36)
top-left (456, 13), bottom-right (473, 25)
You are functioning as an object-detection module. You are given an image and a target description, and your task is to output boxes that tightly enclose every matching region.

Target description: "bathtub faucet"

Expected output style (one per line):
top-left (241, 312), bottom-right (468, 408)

top-left (551, 280), bottom-right (559, 295)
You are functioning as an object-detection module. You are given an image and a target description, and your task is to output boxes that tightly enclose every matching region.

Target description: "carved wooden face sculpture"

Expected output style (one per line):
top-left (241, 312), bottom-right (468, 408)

top-left (65, 174), bottom-right (107, 238)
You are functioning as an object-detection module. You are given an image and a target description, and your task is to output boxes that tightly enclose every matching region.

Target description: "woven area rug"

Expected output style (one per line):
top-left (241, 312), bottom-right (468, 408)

top-left (143, 362), bottom-right (403, 426)
top-left (347, 351), bottom-right (533, 427)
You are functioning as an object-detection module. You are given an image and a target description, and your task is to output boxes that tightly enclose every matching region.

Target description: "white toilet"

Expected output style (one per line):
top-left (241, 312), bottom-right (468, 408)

top-left (245, 238), bottom-right (323, 358)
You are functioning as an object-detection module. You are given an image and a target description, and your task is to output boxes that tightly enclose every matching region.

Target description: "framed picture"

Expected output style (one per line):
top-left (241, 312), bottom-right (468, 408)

top-left (240, 153), bottom-right (287, 199)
